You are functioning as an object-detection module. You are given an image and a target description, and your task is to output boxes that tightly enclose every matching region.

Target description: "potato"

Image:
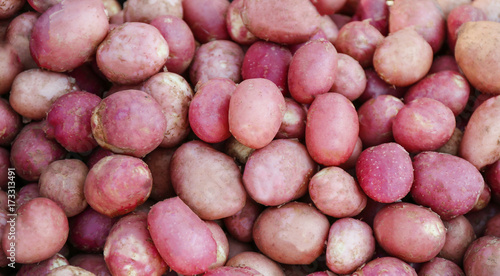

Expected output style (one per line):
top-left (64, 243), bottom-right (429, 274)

top-left (329, 14), bottom-right (350, 30)
top-left (27, 0), bottom-right (60, 13)
top-left (17, 253), bottom-right (69, 276)
top-left (5, 12), bottom-right (38, 70)
top-left (463, 236), bottom-right (500, 276)
top-left (69, 254), bottom-right (111, 276)
top-left (0, 0), bottom-right (25, 19)
top-left (30, 0), bottom-right (108, 72)
top-left (226, 0), bottom-right (258, 45)
top-left (226, 252), bottom-right (284, 276)
top-left (326, 218), bottom-right (375, 274)
top-left (123, 0), bottom-right (182, 23)
top-left (104, 212), bottom-right (168, 276)
top-left (224, 136), bottom-right (255, 164)
top-left (205, 221), bottom-right (229, 269)
top-left (69, 207), bottom-right (118, 253)
top-left (91, 90), bottom-right (167, 158)
top-left (339, 136), bottom-right (363, 170)
top-left (357, 68), bottom-right (407, 103)
top-left (182, 0), bottom-right (229, 43)
top-left (241, 0), bottom-right (321, 44)
top-left (141, 72), bottom-right (193, 148)
top-left (276, 98), bottom-right (307, 140)
top-left (147, 197), bottom-right (218, 275)
top-left (309, 166), bottom-right (367, 218)
top-left (356, 143), bottom-right (413, 203)
top-left (351, 0), bottom-right (389, 35)
top-left (436, 0), bottom-right (471, 17)
top-left (86, 147), bottom-right (114, 170)
top-left (243, 139), bottom-right (317, 206)
top-left (143, 148), bottom-right (176, 201)
top-left (485, 213), bottom-right (500, 237)
top-left (288, 39), bottom-right (337, 104)
top-left (307, 272), bottom-right (337, 276)
top-left (204, 266), bottom-right (263, 276)
top-left (170, 140), bottom-right (246, 220)
top-left (189, 40), bottom-right (244, 86)
top-left (96, 22), bottom-right (169, 85)
top-left (46, 265), bottom-right (95, 276)
top-left (428, 55), bottom-right (461, 75)
top-left (0, 99), bottom-right (21, 147)
top-left (10, 121), bottom-right (66, 181)
top-left (0, 148), bottom-right (9, 190)
top-left (223, 199), bottom-right (263, 243)
top-left (227, 236), bottom-right (253, 260)
top-left (66, 64), bottom-right (107, 98)
top-left (149, 15), bottom-right (196, 75)
top-left (253, 202), bottom-right (330, 265)
top-left (455, 21), bottom-right (500, 94)
top-left (439, 216), bottom-right (476, 264)
top-left (16, 183), bottom-right (40, 208)
top-left (329, 53), bottom-right (366, 101)
top-left (373, 202), bottom-right (446, 263)
top-left (229, 78), bottom-right (286, 149)
top-left (418, 257), bottom-right (465, 276)
top-left (465, 203), bottom-right (500, 237)
top-left (351, 257), bottom-right (416, 275)
top-left (2, 198), bottom-right (68, 264)
top-left (189, 78), bottom-right (236, 143)
top-left (472, 184), bottom-right (492, 212)
top-left (472, 0), bottom-right (500, 22)
top-left (446, 5), bottom-right (486, 53)
top-left (305, 93), bottom-right (359, 166)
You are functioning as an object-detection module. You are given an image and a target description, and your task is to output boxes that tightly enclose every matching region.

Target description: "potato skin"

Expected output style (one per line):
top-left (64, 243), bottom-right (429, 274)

top-left (463, 236), bottom-right (500, 276)
top-left (46, 265), bottom-right (95, 276)
top-left (0, 43), bottom-right (23, 95)
top-left (253, 202), bottom-right (330, 265)
top-left (447, 5), bottom-right (486, 52)
top-left (123, 0), bottom-right (182, 23)
top-left (143, 148), bottom-right (176, 202)
top-left (226, 252), bottom-right (284, 276)
top-left (351, 257), bottom-right (417, 276)
top-left (182, 0), bottom-right (229, 43)
top-left (418, 257), bottom-right (465, 276)
top-left (223, 199), bottom-right (263, 243)
top-left (69, 207), bottom-right (118, 253)
top-left (330, 54), bottom-right (366, 101)
top-left (17, 253), bottom-right (69, 276)
top-left (439, 215), bottom-right (476, 264)
top-left (204, 266), bottom-right (263, 276)
top-left (0, 99), bottom-right (21, 147)
top-left (226, 0), bottom-right (258, 45)
top-left (69, 254), bottom-right (111, 276)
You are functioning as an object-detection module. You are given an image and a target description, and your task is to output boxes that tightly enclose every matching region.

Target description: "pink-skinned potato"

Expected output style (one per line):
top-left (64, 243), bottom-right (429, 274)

top-left (485, 213), bottom-right (500, 237)
top-left (455, 21), bottom-right (500, 94)
top-left (123, 0), bottom-right (182, 23)
top-left (226, 0), bottom-right (258, 45)
top-left (69, 207), bottom-right (118, 253)
top-left (276, 98), bottom-right (307, 140)
top-left (439, 215), bottom-right (476, 264)
top-left (307, 271), bottom-right (337, 276)
top-left (3, 198), bottom-right (68, 264)
top-left (27, 0), bottom-right (61, 13)
top-left (104, 212), bottom-right (168, 276)
top-left (170, 140), bottom-right (246, 220)
top-left (472, 0), bottom-right (500, 22)
top-left (305, 93), bottom-right (359, 166)
top-left (0, 98), bottom-right (21, 147)
top-left (418, 257), bottom-right (465, 276)
top-left (351, 257), bottom-right (417, 276)
top-left (226, 252), bottom-right (284, 276)
top-left (330, 53), bottom-right (366, 101)
top-left (311, 0), bottom-right (346, 15)
top-left (147, 197), bottom-right (218, 275)
top-left (447, 5), bottom-right (486, 53)
top-left (46, 265), bottom-right (95, 276)
top-left (143, 148), bottom-right (176, 202)
top-left (241, 0), bottom-right (321, 44)
top-left (0, 0), bottom-right (25, 19)
top-left (16, 183), bottom-right (40, 209)
top-left (0, 43), bottom-right (23, 95)
top-left (428, 55), bottom-right (461, 75)
top-left (351, 0), bottom-right (389, 35)
top-left (223, 198), bottom-right (263, 243)
top-left (229, 78), bottom-right (286, 149)
top-left (17, 253), bottom-right (69, 276)
top-left (69, 254), bottom-right (111, 276)
top-left (204, 266), bottom-right (263, 276)
top-left (357, 68), bottom-right (407, 104)
top-left (30, 0), bottom-right (109, 72)
top-left (0, 210), bottom-right (8, 267)
top-left (182, 0), bottom-right (229, 43)
top-left (205, 221), bottom-right (229, 269)
top-left (463, 236), bottom-right (500, 276)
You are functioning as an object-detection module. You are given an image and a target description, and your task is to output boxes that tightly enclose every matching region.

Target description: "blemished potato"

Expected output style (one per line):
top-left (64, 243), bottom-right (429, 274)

top-left (463, 236), bottom-right (500, 275)
top-left (5, 12), bottom-right (38, 70)
top-left (446, 5), bottom-right (486, 52)
top-left (182, 0), bottom-right (229, 43)
top-left (276, 98), bottom-right (307, 140)
top-left (351, 257), bottom-right (417, 276)
top-left (253, 202), bottom-right (330, 265)
top-left (439, 215), bottom-right (476, 264)
top-left (147, 197), bottom-right (218, 275)
top-left (373, 202), bottom-right (447, 263)
top-left (226, 252), bottom-right (284, 276)
top-left (69, 207), bottom-right (118, 253)
top-left (17, 253), bottom-right (69, 276)
top-left (472, 184), bottom-right (492, 212)
top-left (46, 265), bottom-right (95, 276)
top-left (123, 0), bottom-right (182, 23)
top-left (170, 140), bottom-right (246, 220)
top-left (472, 0), bottom-right (500, 22)
top-left (226, 0), bottom-right (258, 45)
top-left (455, 21), bottom-right (500, 94)
top-left (243, 139), bottom-right (317, 206)
top-left (205, 221), bottom-right (229, 269)
top-left (241, 0), bottom-right (321, 44)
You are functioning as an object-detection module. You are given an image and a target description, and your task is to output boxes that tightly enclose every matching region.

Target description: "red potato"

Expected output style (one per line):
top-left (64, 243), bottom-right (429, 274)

top-left (392, 97), bottom-right (455, 153)
top-left (416, 257), bottom-right (464, 276)
top-left (330, 53), bottom-right (366, 101)
top-left (329, 14), bottom-right (350, 29)
top-left (9, 69), bottom-right (79, 120)
top-left (472, 184), bottom-right (492, 212)
top-left (39, 159), bottom-right (88, 217)
top-left (143, 148), bottom-right (176, 201)
top-left (16, 183), bottom-right (40, 208)
top-left (373, 202), bottom-right (447, 263)
top-left (288, 39), bottom-right (337, 104)
top-left (84, 155), bottom-right (152, 217)
top-left (205, 221), bottom-right (230, 269)
top-left (104, 212), bottom-right (168, 276)
top-left (465, 203), bottom-right (500, 237)
top-left (45, 91), bottom-right (101, 153)
top-left (307, 272), bottom-right (337, 276)
top-left (243, 139), bottom-right (317, 206)
top-left (46, 265), bottom-right (95, 275)
top-left (455, 21), bottom-right (500, 95)
top-left (123, 0), bottom-right (182, 23)
top-left (204, 266), bottom-right (263, 276)
top-left (226, 252), bottom-right (284, 276)
top-left (242, 41), bottom-right (292, 95)
top-left (227, 236), bottom-right (254, 260)
top-left (10, 121), bottom-right (67, 182)
top-left (0, 0), bottom-right (25, 19)
top-left (352, 257), bottom-right (417, 275)
top-left (253, 202), bottom-right (330, 265)
top-left (141, 72), bottom-right (193, 148)
top-left (224, 136), bottom-right (255, 164)
top-left (287, 25), bottom-right (328, 57)
top-left (110, 10), bottom-right (124, 25)
top-left (0, 148), bottom-right (9, 190)
top-left (389, 0), bottom-right (445, 53)
top-left (428, 55), bottom-right (461, 75)
top-left (436, 127), bottom-right (463, 156)
top-left (5, 12), bottom-right (39, 69)
top-left (241, 0), bottom-right (321, 44)
top-left (150, 15), bottom-right (196, 75)
top-left (351, 0), bottom-right (389, 35)
top-left (229, 78), bottom-right (286, 149)
top-left (436, 0), bottom-right (471, 17)
top-left (2, 198), bottom-right (68, 264)
top-left (334, 20), bottom-right (384, 68)
top-left (66, 63), bottom-right (108, 97)
top-left (70, 254), bottom-right (111, 276)
top-left (309, 166), bottom-right (367, 218)
top-left (148, 197), bottom-right (218, 275)
top-left (358, 95), bottom-right (404, 147)
top-left (69, 207), bottom-right (118, 253)
top-left (276, 98), bottom-right (307, 140)
top-left (439, 215), bottom-right (476, 264)
top-left (357, 68), bottom-right (407, 104)
top-left (374, 28), bottom-right (433, 87)
top-left (306, 93), bottom-right (359, 166)
top-left (30, 0), bottom-right (109, 72)
top-left (86, 147), bottom-right (114, 170)
top-left (319, 15), bottom-right (339, 44)
top-left (405, 71), bottom-right (470, 116)
top-left (339, 136), bottom-right (362, 170)
top-left (472, 0), bottom-right (500, 22)
top-left (356, 142), bottom-right (413, 203)
top-left (0, 190), bottom-right (6, 211)
top-left (485, 213), bottom-right (500, 237)
top-left (311, 0), bottom-right (346, 15)
top-left (226, 0), bottom-right (258, 45)
top-left (223, 198), bottom-right (263, 243)
top-left (463, 236), bottom-right (500, 275)
top-left (91, 90), bottom-right (167, 158)
top-left (182, 0), bottom-right (229, 43)
top-left (0, 44), bottom-right (22, 95)
top-left (447, 5), bottom-right (486, 53)
top-left (27, 0), bottom-right (60, 13)
top-left (326, 218), bottom-right (375, 274)
top-left (189, 78), bottom-right (236, 143)
top-left (17, 253), bottom-right (69, 276)
top-left (96, 22), bottom-right (169, 85)
top-left (170, 140), bottom-right (246, 220)
top-left (0, 99), bottom-right (21, 146)
top-left (0, 210), bottom-right (8, 267)
top-left (104, 83), bottom-right (143, 98)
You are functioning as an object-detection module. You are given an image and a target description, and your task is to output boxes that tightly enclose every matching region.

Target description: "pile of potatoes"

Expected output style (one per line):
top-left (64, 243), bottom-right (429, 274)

top-left (1, 0), bottom-right (500, 275)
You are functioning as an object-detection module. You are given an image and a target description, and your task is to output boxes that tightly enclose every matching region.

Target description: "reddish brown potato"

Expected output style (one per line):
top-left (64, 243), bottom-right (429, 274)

top-left (16, 183), bottom-right (40, 208)
top-left (204, 266), bottom-right (263, 276)
top-left (439, 215), bottom-right (476, 264)
top-left (351, 257), bottom-right (416, 275)
top-left (485, 213), bottom-right (500, 237)
top-left (223, 199), bottom-right (263, 243)
top-left (351, 0), bottom-right (389, 35)
top-left (46, 265), bottom-right (95, 276)
top-left (253, 202), bottom-right (330, 265)
top-left (447, 5), bottom-right (486, 52)
top-left (86, 147), bottom-right (114, 170)
top-left (0, 99), bottom-right (21, 146)
top-left (69, 254), bottom-right (111, 276)
top-left (416, 257), bottom-right (465, 276)
top-left (463, 236), bottom-right (500, 275)
top-left (226, 252), bottom-right (284, 276)
top-left (205, 221), bottom-right (229, 269)
top-left (224, 136), bottom-right (255, 164)
top-left (5, 12), bottom-right (39, 69)
top-left (226, 0), bottom-right (258, 45)
top-left (143, 148), bottom-right (176, 201)
top-left (182, 0), bottom-right (229, 43)
top-left (69, 207), bottom-right (118, 253)
top-left (123, 0), bottom-right (182, 23)
top-left (170, 140), bottom-right (246, 220)
top-left (0, 0), bottom-right (25, 19)
top-left (374, 202), bottom-right (447, 263)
